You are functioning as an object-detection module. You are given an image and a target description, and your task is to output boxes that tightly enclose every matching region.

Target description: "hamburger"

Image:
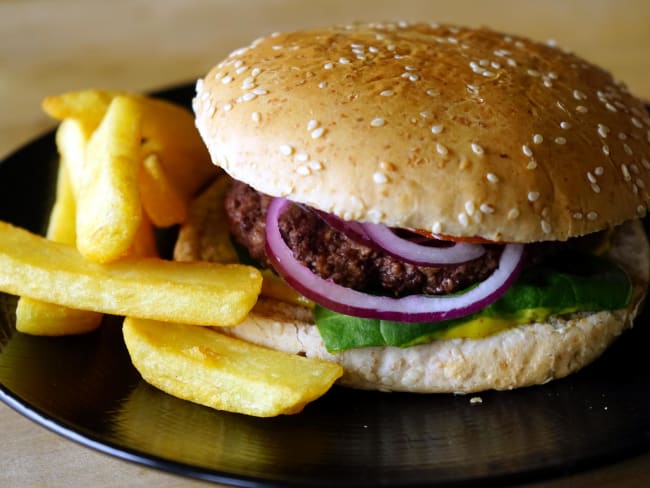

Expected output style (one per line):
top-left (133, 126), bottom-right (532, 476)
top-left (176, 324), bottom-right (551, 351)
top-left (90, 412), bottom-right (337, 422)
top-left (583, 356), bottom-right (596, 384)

top-left (180, 22), bottom-right (650, 393)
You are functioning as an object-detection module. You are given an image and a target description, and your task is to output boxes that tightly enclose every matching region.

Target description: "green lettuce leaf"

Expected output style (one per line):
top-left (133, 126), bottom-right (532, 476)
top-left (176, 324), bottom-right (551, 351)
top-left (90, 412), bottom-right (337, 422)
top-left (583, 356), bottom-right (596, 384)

top-left (315, 252), bottom-right (632, 352)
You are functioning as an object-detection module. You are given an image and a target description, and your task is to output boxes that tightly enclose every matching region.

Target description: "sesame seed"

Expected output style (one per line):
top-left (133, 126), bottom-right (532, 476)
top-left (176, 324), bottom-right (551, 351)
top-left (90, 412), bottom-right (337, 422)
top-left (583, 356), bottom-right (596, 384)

top-left (370, 117), bottom-right (385, 127)
top-left (642, 158), bottom-right (650, 170)
top-left (241, 92), bottom-right (256, 102)
top-left (296, 166), bottom-right (310, 176)
top-left (380, 90), bottom-right (394, 97)
top-left (598, 124), bottom-right (609, 138)
top-left (307, 119), bottom-right (319, 131)
top-left (507, 208), bottom-right (520, 220)
top-left (554, 137), bottom-right (567, 145)
top-left (576, 105), bottom-right (588, 113)
top-left (339, 57), bottom-right (350, 64)
top-left (522, 144), bottom-right (533, 157)
top-left (638, 205), bottom-right (647, 217)
top-left (547, 71), bottom-right (558, 79)
top-left (602, 145), bottom-right (610, 156)
top-left (311, 127), bottom-right (325, 139)
top-left (426, 89), bottom-right (439, 97)
top-left (621, 164), bottom-right (631, 181)
top-left (221, 75), bottom-right (233, 84)
top-left (594, 166), bottom-right (604, 175)
top-left (465, 200), bottom-right (476, 215)
top-left (279, 144), bottom-right (294, 156)
top-left (251, 111), bottom-right (261, 122)
top-left (587, 172), bottom-right (597, 184)
top-left (632, 117), bottom-right (644, 128)
top-left (623, 143), bottom-right (633, 156)
top-left (432, 221), bottom-right (442, 234)
top-left (619, 132), bottom-right (628, 140)
top-left (471, 143), bottom-right (485, 156)
top-left (533, 134), bottom-right (543, 144)
top-left (324, 62), bottom-right (334, 70)
top-left (251, 67), bottom-right (261, 77)
top-left (420, 111), bottom-right (432, 119)
top-left (458, 213), bottom-right (469, 227)
top-left (318, 81), bottom-right (328, 89)
top-left (507, 58), bottom-right (517, 67)
top-left (636, 178), bottom-right (645, 189)
top-left (436, 143), bottom-right (448, 156)
top-left (373, 172), bottom-right (388, 184)
top-left (236, 66), bottom-right (248, 75)
top-left (252, 88), bottom-right (267, 95)
top-left (486, 172), bottom-right (499, 183)
top-left (527, 69), bottom-right (540, 77)
top-left (543, 79), bottom-right (553, 88)
top-left (479, 59), bottom-right (489, 67)
top-left (587, 211), bottom-right (598, 221)
top-left (591, 183), bottom-right (601, 193)
top-left (431, 124), bottom-right (444, 134)
top-left (480, 203), bottom-right (495, 214)
top-left (223, 103), bottom-right (233, 111)
top-left (528, 191), bottom-right (540, 202)
top-left (560, 121), bottom-right (571, 130)
top-left (541, 220), bottom-right (552, 234)
top-left (527, 160), bottom-right (538, 170)
top-left (573, 212), bottom-right (584, 220)
top-left (606, 103), bottom-right (617, 112)
top-left (308, 160), bottom-right (323, 171)
top-left (569, 90), bottom-right (584, 101)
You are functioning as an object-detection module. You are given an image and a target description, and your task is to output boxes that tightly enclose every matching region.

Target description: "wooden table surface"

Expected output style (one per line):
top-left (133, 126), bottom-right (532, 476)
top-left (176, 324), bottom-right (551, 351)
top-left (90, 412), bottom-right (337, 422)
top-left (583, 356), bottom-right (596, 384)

top-left (1, 1), bottom-right (649, 486)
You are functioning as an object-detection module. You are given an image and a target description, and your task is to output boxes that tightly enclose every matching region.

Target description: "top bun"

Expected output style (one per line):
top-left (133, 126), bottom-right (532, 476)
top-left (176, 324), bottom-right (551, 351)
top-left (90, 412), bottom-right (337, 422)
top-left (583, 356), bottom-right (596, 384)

top-left (193, 22), bottom-right (650, 242)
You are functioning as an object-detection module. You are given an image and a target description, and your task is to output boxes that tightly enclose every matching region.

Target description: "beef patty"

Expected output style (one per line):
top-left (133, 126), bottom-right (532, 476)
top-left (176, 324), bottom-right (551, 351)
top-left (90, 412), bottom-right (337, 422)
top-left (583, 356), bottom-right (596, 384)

top-left (224, 180), bottom-right (501, 297)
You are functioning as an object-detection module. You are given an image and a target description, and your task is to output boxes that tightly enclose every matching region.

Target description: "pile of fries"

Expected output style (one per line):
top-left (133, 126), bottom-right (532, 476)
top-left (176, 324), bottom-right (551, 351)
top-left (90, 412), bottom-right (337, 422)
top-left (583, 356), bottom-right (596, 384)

top-left (0, 90), bottom-right (342, 417)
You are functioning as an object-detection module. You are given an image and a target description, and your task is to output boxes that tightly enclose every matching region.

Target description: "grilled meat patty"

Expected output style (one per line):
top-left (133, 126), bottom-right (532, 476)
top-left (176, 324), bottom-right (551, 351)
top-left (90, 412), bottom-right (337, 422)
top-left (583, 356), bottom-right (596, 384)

top-left (224, 180), bottom-right (501, 297)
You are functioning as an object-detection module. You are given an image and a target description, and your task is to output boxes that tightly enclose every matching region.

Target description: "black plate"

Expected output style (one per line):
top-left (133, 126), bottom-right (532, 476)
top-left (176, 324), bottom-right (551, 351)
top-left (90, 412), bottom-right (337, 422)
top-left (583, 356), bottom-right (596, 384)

top-left (1, 85), bottom-right (650, 487)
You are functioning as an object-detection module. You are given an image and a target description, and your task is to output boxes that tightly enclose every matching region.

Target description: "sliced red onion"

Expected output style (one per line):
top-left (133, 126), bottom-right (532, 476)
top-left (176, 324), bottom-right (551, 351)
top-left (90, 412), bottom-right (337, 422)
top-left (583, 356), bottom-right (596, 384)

top-left (361, 222), bottom-right (486, 265)
top-left (265, 198), bottom-right (525, 323)
top-left (312, 209), bottom-right (375, 247)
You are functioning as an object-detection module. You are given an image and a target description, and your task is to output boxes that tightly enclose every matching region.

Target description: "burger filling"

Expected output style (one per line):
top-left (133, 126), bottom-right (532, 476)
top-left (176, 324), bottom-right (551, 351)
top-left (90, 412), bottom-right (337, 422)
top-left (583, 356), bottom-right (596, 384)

top-left (225, 180), bottom-right (501, 297)
top-left (222, 180), bottom-right (632, 352)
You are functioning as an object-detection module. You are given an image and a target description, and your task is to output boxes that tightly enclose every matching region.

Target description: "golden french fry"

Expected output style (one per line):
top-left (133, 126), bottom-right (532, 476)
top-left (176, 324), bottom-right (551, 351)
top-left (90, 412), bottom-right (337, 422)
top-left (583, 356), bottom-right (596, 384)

top-left (138, 153), bottom-right (188, 227)
top-left (55, 118), bottom-right (89, 200)
top-left (76, 95), bottom-right (143, 263)
top-left (16, 161), bottom-right (103, 336)
top-left (137, 97), bottom-right (216, 198)
top-left (43, 89), bottom-right (217, 200)
top-left (127, 213), bottom-right (159, 258)
top-left (122, 317), bottom-right (342, 417)
top-left (0, 221), bottom-right (262, 326)
top-left (42, 89), bottom-right (121, 135)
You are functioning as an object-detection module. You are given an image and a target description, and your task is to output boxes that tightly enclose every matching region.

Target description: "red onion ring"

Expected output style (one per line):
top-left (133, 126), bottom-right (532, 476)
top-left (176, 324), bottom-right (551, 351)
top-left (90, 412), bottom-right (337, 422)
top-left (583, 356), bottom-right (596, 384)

top-left (361, 222), bottom-right (486, 265)
top-left (265, 198), bottom-right (525, 323)
top-left (312, 209), bottom-right (375, 248)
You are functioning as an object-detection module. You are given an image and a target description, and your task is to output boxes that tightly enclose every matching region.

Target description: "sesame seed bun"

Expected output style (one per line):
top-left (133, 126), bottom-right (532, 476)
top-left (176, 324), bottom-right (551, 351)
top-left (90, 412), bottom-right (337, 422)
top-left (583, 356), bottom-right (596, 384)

top-left (193, 22), bottom-right (650, 242)
top-left (174, 177), bottom-right (649, 392)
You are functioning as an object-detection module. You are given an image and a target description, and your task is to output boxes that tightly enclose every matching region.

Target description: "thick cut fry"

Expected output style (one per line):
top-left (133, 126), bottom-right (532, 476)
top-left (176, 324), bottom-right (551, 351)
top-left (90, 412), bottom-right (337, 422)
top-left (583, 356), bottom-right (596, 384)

top-left (0, 221), bottom-right (262, 326)
top-left (16, 161), bottom-right (103, 336)
top-left (55, 118), bottom-right (89, 200)
top-left (43, 89), bottom-right (217, 199)
top-left (123, 317), bottom-right (343, 417)
top-left (42, 89), bottom-right (121, 135)
top-left (77, 95), bottom-right (143, 263)
top-left (138, 153), bottom-right (188, 227)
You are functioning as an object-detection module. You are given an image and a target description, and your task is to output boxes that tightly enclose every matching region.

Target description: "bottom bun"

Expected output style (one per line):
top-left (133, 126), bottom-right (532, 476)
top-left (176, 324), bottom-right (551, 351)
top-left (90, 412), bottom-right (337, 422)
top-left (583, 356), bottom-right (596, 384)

top-left (175, 179), bottom-right (650, 393)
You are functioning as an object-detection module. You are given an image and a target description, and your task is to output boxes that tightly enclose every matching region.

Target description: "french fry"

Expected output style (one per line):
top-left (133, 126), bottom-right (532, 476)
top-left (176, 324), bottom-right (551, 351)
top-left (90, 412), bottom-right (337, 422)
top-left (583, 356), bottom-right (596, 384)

top-left (43, 89), bottom-right (217, 200)
top-left (0, 221), bottom-right (261, 326)
top-left (55, 118), bottom-right (89, 200)
top-left (15, 160), bottom-right (103, 336)
top-left (76, 95), bottom-right (143, 263)
top-left (42, 89), bottom-right (121, 135)
top-left (138, 153), bottom-right (188, 227)
top-left (122, 317), bottom-right (342, 417)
